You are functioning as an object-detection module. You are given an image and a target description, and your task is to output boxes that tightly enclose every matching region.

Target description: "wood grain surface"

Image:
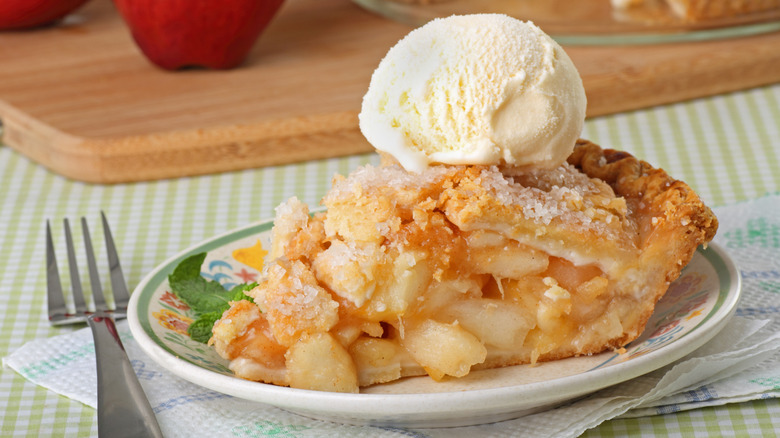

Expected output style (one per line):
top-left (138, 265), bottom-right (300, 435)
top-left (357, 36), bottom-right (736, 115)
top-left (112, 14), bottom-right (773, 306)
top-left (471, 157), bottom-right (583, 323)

top-left (1, 0), bottom-right (779, 183)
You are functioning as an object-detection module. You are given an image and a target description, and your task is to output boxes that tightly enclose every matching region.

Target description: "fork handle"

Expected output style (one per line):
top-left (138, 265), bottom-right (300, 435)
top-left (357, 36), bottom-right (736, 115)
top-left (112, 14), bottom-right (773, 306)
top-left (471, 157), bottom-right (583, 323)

top-left (87, 315), bottom-right (164, 438)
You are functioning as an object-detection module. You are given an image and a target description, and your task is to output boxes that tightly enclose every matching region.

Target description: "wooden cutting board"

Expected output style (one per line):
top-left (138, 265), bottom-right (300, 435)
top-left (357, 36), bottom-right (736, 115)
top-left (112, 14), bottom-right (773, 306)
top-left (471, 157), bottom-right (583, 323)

top-left (1, 0), bottom-right (779, 183)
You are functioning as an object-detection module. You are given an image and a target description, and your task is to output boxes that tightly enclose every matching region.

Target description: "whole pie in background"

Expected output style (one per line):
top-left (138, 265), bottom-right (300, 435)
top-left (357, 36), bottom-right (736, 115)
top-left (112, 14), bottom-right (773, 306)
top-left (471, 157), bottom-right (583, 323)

top-left (612, 0), bottom-right (780, 20)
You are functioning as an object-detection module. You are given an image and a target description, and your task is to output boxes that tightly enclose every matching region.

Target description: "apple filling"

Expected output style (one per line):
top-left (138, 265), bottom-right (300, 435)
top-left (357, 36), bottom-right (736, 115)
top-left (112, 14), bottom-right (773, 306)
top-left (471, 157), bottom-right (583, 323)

top-left (210, 140), bottom-right (717, 393)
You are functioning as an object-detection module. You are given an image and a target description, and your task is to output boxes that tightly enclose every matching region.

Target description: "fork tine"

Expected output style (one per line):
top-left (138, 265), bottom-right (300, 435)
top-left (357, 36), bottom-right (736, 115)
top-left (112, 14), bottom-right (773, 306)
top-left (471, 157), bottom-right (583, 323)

top-left (102, 212), bottom-right (129, 317)
top-left (46, 221), bottom-right (68, 324)
top-left (82, 217), bottom-right (108, 314)
top-left (64, 218), bottom-right (88, 318)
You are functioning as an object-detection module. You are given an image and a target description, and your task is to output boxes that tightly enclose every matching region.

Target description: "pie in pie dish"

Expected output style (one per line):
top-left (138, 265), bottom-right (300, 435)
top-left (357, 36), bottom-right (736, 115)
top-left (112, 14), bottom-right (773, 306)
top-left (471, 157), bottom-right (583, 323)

top-left (612, 0), bottom-right (780, 21)
top-left (210, 140), bottom-right (718, 393)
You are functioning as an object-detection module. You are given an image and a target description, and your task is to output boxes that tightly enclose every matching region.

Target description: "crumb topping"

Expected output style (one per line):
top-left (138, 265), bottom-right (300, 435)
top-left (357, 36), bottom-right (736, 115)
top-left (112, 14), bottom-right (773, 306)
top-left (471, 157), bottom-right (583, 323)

top-left (325, 162), bottom-right (631, 243)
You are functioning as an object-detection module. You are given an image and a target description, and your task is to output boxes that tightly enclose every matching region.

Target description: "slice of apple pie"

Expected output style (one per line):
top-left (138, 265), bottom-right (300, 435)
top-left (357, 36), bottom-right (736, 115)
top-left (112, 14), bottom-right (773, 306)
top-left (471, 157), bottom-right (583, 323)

top-left (210, 140), bottom-right (717, 393)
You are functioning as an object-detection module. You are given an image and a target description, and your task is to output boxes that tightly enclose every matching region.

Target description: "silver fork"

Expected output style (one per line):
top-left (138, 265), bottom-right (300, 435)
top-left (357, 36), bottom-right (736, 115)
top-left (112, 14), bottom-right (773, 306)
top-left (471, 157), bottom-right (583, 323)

top-left (46, 212), bottom-right (163, 438)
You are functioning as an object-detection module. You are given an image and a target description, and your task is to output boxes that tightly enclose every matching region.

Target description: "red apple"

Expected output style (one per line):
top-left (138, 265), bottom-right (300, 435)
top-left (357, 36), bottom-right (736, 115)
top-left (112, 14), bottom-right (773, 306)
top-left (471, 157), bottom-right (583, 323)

top-left (112, 0), bottom-right (285, 70)
top-left (0, 0), bottom-right (90, 30)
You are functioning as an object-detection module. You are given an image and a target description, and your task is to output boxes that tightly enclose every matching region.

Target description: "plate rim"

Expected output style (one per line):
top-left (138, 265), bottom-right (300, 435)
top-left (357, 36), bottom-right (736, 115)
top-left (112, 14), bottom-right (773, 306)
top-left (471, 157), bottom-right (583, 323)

top-left (128, 219), bottom-right (741, 424)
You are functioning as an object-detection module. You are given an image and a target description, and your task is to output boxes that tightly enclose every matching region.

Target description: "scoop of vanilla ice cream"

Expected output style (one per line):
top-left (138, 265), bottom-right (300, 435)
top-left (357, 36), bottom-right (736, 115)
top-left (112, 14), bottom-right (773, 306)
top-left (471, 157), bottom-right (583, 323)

top-left (359, 14), bottom-right (587, 172)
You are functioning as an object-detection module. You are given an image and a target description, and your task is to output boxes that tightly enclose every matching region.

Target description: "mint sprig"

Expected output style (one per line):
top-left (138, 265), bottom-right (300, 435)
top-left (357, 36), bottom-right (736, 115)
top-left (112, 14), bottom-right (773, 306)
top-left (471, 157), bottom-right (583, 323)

top-left (168, 252), bottom-right (255, 343)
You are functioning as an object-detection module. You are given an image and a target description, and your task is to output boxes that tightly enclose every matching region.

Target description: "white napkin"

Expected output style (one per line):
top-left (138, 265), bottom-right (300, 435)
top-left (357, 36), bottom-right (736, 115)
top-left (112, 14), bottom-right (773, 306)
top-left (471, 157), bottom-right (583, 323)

top-left (5, 194), bottom-right (780, 438)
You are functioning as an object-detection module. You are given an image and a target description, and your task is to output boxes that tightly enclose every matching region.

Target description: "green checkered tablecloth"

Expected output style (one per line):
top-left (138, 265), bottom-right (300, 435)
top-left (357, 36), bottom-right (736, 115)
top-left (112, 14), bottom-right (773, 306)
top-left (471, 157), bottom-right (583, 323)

top-left (1, 84), bottom-right (779, 437)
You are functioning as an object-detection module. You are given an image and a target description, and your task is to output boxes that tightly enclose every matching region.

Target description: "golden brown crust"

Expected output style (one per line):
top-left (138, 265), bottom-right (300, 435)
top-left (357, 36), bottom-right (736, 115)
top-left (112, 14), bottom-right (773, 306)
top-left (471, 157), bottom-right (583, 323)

top-left (568, 139), bottom-right (718, 345)
top-left (568, 139), bottom-right (718, 267)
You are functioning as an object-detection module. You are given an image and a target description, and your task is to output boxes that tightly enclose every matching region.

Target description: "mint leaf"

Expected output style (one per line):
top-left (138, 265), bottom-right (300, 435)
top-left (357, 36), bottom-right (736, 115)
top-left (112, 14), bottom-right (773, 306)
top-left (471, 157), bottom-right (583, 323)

top-left (168, 253), bottom-right (256, 344)
top-left (169, 252), bottom-right (205, 281)
top-left (169, 253), bottom-right (234, 314)
top-left (188, 311), bottom-right (225, 343)
top-left (230, 282), bottom-right (257, 303)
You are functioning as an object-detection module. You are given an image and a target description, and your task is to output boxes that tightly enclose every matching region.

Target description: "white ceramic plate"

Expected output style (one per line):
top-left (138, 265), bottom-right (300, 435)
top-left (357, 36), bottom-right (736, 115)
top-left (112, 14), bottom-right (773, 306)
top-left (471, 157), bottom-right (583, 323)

top-left (128, 218), bottom-right (740, 428)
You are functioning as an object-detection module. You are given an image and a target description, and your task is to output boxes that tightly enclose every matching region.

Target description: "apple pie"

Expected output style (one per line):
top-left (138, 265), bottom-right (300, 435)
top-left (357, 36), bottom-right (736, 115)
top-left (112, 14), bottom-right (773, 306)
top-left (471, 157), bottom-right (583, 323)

top-left (210, 140), bottom-right (717, 393)
top-left (612, 0), bottom-right (780, 20)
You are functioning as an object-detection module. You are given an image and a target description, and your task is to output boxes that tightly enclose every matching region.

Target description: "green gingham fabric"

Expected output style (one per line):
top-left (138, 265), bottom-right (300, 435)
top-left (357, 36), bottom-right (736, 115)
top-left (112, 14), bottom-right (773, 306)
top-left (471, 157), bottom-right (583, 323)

top-left (1, 83), bottom-right (779, 437)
